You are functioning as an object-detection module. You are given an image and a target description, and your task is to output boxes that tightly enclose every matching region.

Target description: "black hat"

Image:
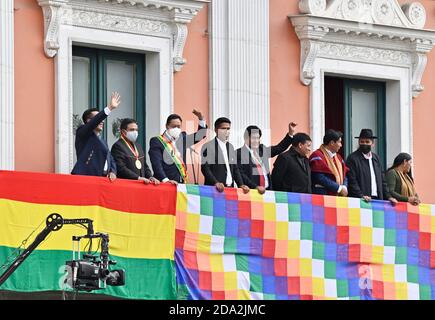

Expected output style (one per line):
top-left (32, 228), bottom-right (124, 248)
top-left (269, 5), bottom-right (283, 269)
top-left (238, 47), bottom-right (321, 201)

top-left (355, 129), bottom-right (378, 139)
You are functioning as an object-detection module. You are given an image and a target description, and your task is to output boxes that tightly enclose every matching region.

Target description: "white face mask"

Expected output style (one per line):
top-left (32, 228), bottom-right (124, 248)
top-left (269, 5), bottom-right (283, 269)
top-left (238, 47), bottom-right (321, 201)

top-left (168, 127), bottom-right (182, 140)
top-left (125, 130), bottom-right (138, 143)
top-left (217, 129), bottom-right (230, 142)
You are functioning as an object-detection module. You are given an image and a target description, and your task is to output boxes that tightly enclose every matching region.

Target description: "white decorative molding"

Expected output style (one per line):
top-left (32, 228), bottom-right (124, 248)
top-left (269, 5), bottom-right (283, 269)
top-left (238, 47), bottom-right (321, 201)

top-left (0, 0), bottom-right (14, 170)
top-left (410, 40), bottom-right (433, 97)
top-left (63, 8), bottom-right (171, 36)
top-left (298, 0), bottom-right (426, 28)
top-left (36, 0), bottom-right (207, 173)
top-left (172, 23), bottom-right (188, 72)
top-left (289, 0), bottom-right (435, 166)
top-left (38, 0), bottom-right (66, 58)
top-left (56, 28), bottom-right (175, 173)
top-left (210, 0), bottom-right (270, 146)
top-left (316, 41), bottom-right (414, 68)
top-left (38, 0), bottom-right (208, 72)
top-left (290, 0), bottom-right (435, 97)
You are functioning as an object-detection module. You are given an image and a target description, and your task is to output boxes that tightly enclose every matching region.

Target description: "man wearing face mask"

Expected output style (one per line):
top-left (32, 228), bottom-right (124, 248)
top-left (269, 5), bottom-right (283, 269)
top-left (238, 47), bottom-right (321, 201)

top-left (111, 118), bottom-right (159, 184)
top-left (346, 129), bottom-right (397, 204)
top-left (236, 123), bottom-right (297, 194)
top-left (71, 92), bottom-right (120, 181)
top-left (149, 110), bottom-right (207, 184)
top-left (201, 117), bottom-right (250, 194)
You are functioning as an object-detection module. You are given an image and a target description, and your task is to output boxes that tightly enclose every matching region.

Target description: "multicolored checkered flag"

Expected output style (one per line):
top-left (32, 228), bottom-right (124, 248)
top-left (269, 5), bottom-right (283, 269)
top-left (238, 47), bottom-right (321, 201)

top-left (175, 184), bottom-right (435, 300)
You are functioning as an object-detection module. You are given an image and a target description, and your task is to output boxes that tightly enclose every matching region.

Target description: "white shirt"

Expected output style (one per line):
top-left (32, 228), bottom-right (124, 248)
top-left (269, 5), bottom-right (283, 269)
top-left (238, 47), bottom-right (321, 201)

top-left (164, 131), bottom-right (181, 155)
top-left (363, 152), bottom-right (378, 197)
top-left (246, 144), bottom-right (269, 189)
top-left (217, 138), bottom-right (233, 186)
top-left (324, 148), bottom-right (336, 159)
top-left (198, 120), bottom-right (206, 128)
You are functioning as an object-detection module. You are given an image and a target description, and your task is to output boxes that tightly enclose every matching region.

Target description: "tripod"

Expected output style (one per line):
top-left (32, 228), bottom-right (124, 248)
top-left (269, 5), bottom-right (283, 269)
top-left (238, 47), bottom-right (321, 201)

top-left (189, 146), bottom-right (200, 185)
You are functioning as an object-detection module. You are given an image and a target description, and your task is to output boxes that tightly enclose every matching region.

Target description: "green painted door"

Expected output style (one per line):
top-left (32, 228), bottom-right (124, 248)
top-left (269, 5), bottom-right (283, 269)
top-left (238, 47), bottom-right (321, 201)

top-left (343, 79), bottom-right (386, 168)
top-left (72, 46), bottom-right (146, 154)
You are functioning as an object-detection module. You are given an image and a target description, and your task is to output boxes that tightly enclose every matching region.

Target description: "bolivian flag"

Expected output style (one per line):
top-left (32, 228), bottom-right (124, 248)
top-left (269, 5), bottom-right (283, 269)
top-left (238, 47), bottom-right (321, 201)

top-left (0, 171), bottom-right (177, 299)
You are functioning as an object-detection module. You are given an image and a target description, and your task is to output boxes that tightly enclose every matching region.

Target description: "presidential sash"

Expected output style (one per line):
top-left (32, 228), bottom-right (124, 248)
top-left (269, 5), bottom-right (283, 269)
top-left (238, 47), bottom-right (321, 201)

top-left (157, 135), bottom-right (188, 183)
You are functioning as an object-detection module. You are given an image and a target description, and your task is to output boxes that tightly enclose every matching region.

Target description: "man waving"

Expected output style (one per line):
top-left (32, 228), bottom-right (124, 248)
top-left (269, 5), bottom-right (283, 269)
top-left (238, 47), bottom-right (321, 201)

top-left (149, 109), bottom-right (207, 184)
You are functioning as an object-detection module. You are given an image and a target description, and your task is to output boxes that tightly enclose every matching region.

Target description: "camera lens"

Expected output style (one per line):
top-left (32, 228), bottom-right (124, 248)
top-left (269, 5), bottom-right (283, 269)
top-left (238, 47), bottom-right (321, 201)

top-left (100, 269), bottom-right (110, 277)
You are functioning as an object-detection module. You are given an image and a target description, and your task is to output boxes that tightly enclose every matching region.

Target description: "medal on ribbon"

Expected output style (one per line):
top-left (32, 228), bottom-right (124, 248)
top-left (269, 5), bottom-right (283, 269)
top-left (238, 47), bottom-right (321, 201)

top-left (121, 136), bottom-right (142, 171)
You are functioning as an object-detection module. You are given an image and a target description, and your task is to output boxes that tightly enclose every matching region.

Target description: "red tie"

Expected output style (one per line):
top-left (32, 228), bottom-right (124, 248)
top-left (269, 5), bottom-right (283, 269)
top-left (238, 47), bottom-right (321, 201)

top-left (256, 163), bottom-right (265, 187)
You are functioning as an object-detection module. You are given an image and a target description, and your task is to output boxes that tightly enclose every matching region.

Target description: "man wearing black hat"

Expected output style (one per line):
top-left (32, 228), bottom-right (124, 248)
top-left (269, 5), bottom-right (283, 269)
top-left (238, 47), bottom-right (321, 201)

top-left (346, 129), bottom-right (398, 204)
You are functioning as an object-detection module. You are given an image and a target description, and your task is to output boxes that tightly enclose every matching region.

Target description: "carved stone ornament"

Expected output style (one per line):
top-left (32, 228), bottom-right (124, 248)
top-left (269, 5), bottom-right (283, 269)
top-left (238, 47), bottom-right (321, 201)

top-left (37, 0), bottom-right (208, 72)
top-left (290, 0), bottom-right (435, 98)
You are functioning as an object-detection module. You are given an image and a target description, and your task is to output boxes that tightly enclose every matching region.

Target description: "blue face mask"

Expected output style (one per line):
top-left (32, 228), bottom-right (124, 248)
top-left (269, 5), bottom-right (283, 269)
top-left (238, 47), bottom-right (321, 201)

top-left (126, 130), bottom-right (138, 143)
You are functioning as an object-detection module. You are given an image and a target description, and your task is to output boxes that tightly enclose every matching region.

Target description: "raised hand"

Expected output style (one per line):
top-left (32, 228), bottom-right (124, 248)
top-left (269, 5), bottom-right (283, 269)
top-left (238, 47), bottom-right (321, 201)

top-left (192, 109), bottom-right (204, 121)
top-left (108, 92), bottom-right (121, 111)
top-left (288, 122), bottom-right (297, 136)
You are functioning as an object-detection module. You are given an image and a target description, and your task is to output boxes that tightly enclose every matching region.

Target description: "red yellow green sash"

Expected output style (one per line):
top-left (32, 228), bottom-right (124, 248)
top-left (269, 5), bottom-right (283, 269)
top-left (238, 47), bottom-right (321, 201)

top-left (157, 135), bottom-right (188, 183)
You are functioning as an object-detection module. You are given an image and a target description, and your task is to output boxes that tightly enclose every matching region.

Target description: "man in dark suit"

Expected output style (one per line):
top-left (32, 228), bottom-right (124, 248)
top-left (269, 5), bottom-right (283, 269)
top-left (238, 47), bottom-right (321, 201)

top-left (111, 118), bottom-right (159, 184)
top-left (236, 122), bottom-right (296, 194)
top-left (201, 117), bottom-right (250, 194)
top-left (149, 110), bottom-right (207, 184)
top-left (71, 92), bottom-right (121, 181)
top-left (271, 133), bottom-right (312, 193)
top-left (346, 128), bottom-right (397, 204)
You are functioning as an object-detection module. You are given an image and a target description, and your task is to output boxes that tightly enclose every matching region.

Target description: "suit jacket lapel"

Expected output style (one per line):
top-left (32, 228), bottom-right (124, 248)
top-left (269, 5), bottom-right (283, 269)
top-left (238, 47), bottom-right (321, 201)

top-left (298, 157), bottom-right (308, 173)
top-left (214, 138), bottom-right (221, 166)
top-left (247, 145), bottom-right (258, 167)
top-left (249, 146), bottom-right (255, 166)
top-left (291, 149), bottom-right (307, 172)
top-left (226, 142), bottom-right (231, 163)
top-left (245, 145), bottom-right (260, 177)
top-left (370, 153), bottom-right (382, 186)
top-left (176, 132), bottom-right (187, 163)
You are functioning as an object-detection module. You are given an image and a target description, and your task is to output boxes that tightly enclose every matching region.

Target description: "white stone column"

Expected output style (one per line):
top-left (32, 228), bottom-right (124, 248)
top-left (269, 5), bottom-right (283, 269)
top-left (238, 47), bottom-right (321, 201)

top-left (210, 0), bottom-right (270, 145)
top-left (0, 0), bottom-right (14, 170)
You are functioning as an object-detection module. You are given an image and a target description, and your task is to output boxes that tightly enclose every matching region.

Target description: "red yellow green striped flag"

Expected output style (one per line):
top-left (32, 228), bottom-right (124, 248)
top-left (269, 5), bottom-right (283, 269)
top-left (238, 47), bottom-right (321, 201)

top-left (0, 171), bottom-right (177, 299)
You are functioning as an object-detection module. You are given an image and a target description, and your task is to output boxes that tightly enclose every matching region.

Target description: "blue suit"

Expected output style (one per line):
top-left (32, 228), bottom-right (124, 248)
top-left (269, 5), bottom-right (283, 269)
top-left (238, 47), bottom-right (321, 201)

top-left (311, 173), bottom-right (348, 195)
top-left (149, 126), bottom-right (207, 183)
top-left (71, 110), bottom-right (117, 177)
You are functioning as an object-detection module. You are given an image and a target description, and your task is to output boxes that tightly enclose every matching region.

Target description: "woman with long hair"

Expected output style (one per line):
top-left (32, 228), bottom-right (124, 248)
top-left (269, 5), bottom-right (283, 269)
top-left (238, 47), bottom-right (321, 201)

top-left (386, 153), bottom-right (420, 205)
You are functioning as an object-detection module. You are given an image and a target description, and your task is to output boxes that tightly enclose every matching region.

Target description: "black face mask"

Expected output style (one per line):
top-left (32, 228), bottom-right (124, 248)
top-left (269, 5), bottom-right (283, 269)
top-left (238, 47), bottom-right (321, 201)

top-left (359, 144), bottom-right (372, 154)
